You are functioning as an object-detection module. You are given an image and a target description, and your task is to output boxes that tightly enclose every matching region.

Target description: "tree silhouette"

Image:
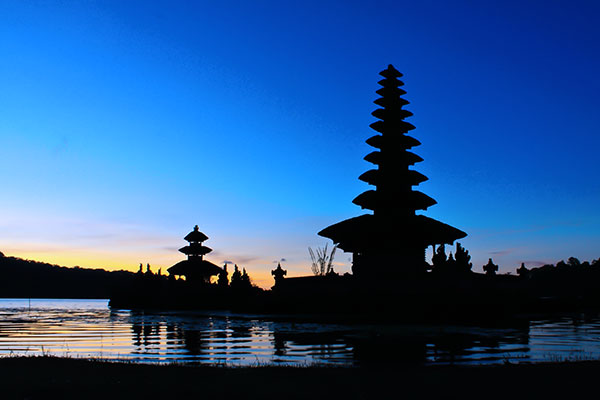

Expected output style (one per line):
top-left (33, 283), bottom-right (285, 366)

top-left (230, 264), bottom-right (242, 288)
top-left (454, 243), bottom-right (472, 273)
top-left (568, 257), bottom-right (581, 268)
top-left (241, 268), bottom-right (251, 287)
top-left (218, 264), bottom-right (229, 287)
top-left (308, 244), bottom-right (337, 276)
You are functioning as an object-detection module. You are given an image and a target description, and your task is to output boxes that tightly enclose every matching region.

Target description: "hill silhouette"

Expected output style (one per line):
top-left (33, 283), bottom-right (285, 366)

top-left (0, 253), bottom-right (140, 299)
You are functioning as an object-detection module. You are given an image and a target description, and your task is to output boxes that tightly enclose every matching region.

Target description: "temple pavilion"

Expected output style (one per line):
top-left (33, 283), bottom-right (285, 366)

top-left (318, 65), bottom-right (466, 279)
top-left (167, 225), bottom-right (223, 283)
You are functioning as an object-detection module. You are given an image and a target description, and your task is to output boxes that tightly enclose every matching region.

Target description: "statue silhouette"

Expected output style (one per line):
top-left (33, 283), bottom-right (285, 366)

top-left (517, 262), bottom-right (529, 277)
top-left (271, 263), bottom-right (287, 287)
top-left (483, 258), bottom-right (499, 276)
top-left (432, 244), bottom-right (448, 273)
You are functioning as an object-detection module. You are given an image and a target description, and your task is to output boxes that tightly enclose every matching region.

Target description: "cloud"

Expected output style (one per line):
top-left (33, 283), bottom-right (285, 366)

top-left (522, 260), bottom-right (548, 267)
top-left (490, 250), bottom-right (511, 256)
top-left (162, 246), bottom-right (180, 252)
top-left (221, 260), bottom-right (234, 265)
top-left (236, 256), bottom-right (260, 264)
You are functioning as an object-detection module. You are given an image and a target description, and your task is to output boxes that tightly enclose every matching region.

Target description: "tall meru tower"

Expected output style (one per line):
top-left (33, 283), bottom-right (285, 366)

top-left (319, 65), bottom-right (466, 279)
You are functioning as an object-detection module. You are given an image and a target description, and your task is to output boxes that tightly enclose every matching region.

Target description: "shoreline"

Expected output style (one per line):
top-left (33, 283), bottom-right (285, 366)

top-left (2, 356), bottom-right (600, 399)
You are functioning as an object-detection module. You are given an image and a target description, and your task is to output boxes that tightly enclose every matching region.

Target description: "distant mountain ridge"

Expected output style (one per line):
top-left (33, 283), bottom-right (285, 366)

top-left (0, 253), bottom-right (139, 299)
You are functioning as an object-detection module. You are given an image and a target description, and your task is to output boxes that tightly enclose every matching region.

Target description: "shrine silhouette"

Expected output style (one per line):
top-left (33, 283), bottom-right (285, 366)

top-left (103, 65), bottom-right (600, 320)
top-left (167, 225), bottom-right (223, 283)
top-left (320, 65), bottom-right (466, 280)
top-left (4, 64), bottom-right (596, 321)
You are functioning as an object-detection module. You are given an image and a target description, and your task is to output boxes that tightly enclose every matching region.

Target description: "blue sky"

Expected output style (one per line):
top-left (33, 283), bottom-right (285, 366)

top-left (1, 0), bottom-right (599, 287)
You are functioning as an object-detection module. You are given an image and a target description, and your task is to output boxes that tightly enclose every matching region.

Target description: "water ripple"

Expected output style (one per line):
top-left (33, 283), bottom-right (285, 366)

top-left (2, 299), bottom-right (600, 365)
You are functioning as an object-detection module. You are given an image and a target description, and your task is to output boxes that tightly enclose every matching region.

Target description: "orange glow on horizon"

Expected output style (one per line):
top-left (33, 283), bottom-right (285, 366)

top-left (2, 247), bottom-right (345, 290)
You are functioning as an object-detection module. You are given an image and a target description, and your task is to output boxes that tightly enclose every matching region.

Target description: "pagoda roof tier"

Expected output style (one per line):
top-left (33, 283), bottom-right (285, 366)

top-left (359, 169), bottom-right (428, 187)
top-left (371, 108), bottom-right (413, 121)
top-left (379, 65), bottom-right (403, 78)
top-left (352, 190), bottom-right (437, 211)
top-left (318, 214), bottom-right (466, 253)
top-left (378, 84), bottom-right (406, 96)
top-left (179, 243), bottom-right (212, 256)
top-left (365, 134), bottom-right (420, 150)
top-left (377, 78), bottom-right (405, 91)
top-left (167, 259), bottom-right (223, 278)
top-left (376, 86), bottom-right (411, 98)
top-left (364, 150), bottom-right (423, 166)
top-left (374, 96), bottom-right (410, 109)
top-left (184, 225), bottom-right (209, 243)
top-left (369, 120), bottom-right (416, 135)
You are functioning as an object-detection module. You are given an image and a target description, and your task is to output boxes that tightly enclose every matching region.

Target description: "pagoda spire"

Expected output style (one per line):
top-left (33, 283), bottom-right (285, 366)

top-left (179, 225), bottom-right (212, 259)
top-left (318, 65), bottom-right (466, 279)
top-left (167, 225), bottom-right (223, 283)
top-left (353, 64), bottom-right (436, 218)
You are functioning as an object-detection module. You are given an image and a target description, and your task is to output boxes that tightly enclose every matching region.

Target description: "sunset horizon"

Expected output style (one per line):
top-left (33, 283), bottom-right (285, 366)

top-left (2, 1), bottom-right (599, 289)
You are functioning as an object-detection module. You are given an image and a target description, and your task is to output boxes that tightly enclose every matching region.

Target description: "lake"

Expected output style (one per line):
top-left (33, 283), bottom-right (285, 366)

top-left (1, 299), bottom-right (600, 366)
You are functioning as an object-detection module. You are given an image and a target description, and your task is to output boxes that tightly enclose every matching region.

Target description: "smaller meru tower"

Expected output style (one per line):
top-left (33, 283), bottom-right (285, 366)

top-left (319, 65), bottom-right (466, 279)
top-left (167, 225), bottom-right (223, 283)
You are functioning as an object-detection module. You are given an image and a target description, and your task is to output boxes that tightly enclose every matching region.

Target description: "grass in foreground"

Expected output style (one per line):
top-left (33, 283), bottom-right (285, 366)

top-left (2, 355), bottom-right (600, 399)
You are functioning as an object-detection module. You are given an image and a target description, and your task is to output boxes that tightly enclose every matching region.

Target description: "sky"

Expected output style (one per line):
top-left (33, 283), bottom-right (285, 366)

top-left (1, 0), bottom-right (599, 288)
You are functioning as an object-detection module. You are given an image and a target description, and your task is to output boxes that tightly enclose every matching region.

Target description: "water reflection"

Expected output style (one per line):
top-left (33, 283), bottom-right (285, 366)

top-left (1, 299), bottom-right (600, 365)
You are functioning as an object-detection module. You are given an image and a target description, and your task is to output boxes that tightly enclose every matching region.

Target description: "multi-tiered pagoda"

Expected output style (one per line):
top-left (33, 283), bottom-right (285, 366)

top-left (319, 65), bottom-right (466, 279)
top-left (167, 225), bottom-right (223, 283)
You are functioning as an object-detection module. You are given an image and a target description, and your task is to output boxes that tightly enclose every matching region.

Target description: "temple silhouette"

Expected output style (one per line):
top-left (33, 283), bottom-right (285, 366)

top-left (319, 65), bottom-right (466, 278)
top-left (167, 225), bottom-right (223, 283)
top-left (7, 64), bottom-right (596, 320)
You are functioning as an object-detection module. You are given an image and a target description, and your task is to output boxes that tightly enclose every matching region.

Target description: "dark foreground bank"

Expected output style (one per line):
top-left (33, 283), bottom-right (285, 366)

top-left (1, 357), bottom-right (598, 399)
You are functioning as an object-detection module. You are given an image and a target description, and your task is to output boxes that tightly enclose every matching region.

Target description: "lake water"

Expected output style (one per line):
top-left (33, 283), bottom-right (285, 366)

top-left (1, 299), bottom-right (600, 366)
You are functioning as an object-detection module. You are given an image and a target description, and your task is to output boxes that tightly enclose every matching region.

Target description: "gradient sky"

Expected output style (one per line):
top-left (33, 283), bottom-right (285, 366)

top-left (1, 0), bottom-right (599, 288)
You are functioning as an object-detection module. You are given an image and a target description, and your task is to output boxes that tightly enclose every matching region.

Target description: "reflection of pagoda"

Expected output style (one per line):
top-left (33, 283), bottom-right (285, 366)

top-left (319, 65), bottom-right (466, 278)
top-left (167, 225), bottom-right (223, 283)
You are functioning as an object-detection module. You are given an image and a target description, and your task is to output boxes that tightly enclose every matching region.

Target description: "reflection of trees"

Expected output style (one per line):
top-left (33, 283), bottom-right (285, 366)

top-left (164, 322), bottom-right (207, 356)
top-left (132, 321), bottom-right (142, 347)
top-left (229, 321), bottom-right (253, 354)
top-left (182, 329), bottom-right (204, 355)
top-left (127, 313), bottom-right (533, 365)
top-left (165, 322), bottom-right (179, 345)
top-left (270, 323), bottom-right (531, 366)
top-left (350, 335), bottom-right (427, 365)
top-left (428, 324), bottom-right (531, 364)
top-left (130, 312), bottom-right (161, 350)
top-left (272, 331), bottom-right (287, 357)
top-left (271, 328), bottom-right (350, 362)
top-left (231, 324), bottom-right (251, 338)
